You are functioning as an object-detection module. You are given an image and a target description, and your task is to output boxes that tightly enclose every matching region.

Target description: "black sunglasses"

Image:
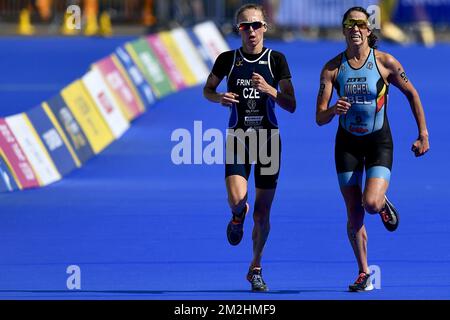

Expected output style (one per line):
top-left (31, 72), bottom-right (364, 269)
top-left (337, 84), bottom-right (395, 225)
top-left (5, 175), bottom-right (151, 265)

top-left (237, 21), bottom-right (265, 31)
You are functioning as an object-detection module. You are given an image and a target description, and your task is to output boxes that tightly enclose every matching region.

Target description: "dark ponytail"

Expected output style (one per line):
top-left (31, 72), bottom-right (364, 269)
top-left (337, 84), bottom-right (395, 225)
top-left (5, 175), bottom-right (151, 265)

top-left (342, 6), bottom-right (378, 49)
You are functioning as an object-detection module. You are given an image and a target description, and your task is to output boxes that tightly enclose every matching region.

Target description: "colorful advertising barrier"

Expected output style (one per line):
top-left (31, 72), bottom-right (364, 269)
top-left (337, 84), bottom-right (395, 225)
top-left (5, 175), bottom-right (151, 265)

top-left (192, 21), bottom-right (230, 65)
top-left (5, 113), bottom-right (61, 186)
top-left (27, 104), bottom-right (79, 176)
top-left (0, 118), bottom-right (40, 189)
top-left (146, 34), bottom-right (187, 90)
top-left (170, 28), bottom-right (209, 84)
top-left (82, 69), bottom-right (130, 139)
top-left (61, 80), bottom-right (115, 154)
top-left (44, 95), bottom-right (94, 165)
top-left (0, 151), bottom-right (19, 192)
top-left (159, 31), bottom-right (198, 87)
top-left (0, 21), bottom-right (229, 193)
top-left (93, 55), bottom-right (144, 121)
top-left (125, 39), bottom-right (174, 98)
top-left (115, 46), bottom-right (156, 107)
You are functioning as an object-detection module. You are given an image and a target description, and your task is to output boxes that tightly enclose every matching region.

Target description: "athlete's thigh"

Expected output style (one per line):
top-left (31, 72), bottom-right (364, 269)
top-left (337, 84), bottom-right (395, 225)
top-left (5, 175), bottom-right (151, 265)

top-left (225, 130), bottom-right (251, 200)
top-left (335, 128), bottom-right (364, 187)
top-left (363, 177), bottom-right (389, 205)
top-left (363, 137), bottom-right (392, 206)
top-left (255, 132), bottom-right (281, 189)
top-left (340, 185), bottom-right (363, 216)
top-left (335, 146), bottom-right (364, 188)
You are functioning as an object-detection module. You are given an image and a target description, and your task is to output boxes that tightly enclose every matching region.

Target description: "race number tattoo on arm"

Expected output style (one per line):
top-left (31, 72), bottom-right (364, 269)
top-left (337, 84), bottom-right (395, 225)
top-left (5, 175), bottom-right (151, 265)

top-left (319, 83), bottom-right (325, 97)
top-left (399, 68), bottom-right (409, 83)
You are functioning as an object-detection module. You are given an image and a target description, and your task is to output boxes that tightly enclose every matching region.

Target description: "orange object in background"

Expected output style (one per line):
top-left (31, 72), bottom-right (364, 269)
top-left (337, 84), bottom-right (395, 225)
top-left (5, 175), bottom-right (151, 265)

top-left (143, 0), bottom-right (156, 26)
top-left (84, 0), bottom-right (99, 18)
top-left (36, 0), bottom-right (52, 21)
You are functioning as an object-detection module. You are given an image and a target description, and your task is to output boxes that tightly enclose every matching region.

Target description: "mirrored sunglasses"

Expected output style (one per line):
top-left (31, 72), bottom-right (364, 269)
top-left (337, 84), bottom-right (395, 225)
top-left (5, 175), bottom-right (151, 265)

top-left (343, 19), bottom-right (370, 29)
top-left (237, 21), bottom-right (265, 31)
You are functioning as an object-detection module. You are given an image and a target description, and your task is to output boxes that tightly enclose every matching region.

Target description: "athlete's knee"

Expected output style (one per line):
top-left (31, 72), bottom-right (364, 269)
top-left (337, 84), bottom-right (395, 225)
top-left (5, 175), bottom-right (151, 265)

top-left (345, 199), bottom-right (364, 222)
top-left (346, 201), bottom-right (364, 215)
top-left (363, 195), bottom-right (384, 214)
top-left (228, 194), bottom-right (247, 212)
top-left (253, 203), bottom-right (271, 226)
top-left (347, 216), bottom-right (363, 233)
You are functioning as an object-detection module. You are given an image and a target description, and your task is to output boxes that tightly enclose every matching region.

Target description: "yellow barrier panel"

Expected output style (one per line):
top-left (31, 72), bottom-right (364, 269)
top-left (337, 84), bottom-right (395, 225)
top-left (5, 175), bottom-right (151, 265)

top-left (158, 31), bottom-right (198, 87)
top-left (61, 80), bottom-right (114, 154)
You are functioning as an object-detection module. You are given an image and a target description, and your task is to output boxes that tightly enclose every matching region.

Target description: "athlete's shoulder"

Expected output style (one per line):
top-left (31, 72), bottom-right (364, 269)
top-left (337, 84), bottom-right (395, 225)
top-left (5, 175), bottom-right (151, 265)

top-left (374, 50), bottom-right (399, 70)
top-left (269, 49), bottom-right (286, 58)
top-left (211, 50), bottom-right (237, 79)
top-left (267, 49), bottom-right (291, 81)
top-left (269, 50), bottom-right (289, 64)
top-left (268, 50), bottom-right (289, 66)
top-left (326, 53), bottom-right (342, 68)
top-left (215, 49), bottom-right (236, 62)
top-left (322, 53), bottom-right (342, 74)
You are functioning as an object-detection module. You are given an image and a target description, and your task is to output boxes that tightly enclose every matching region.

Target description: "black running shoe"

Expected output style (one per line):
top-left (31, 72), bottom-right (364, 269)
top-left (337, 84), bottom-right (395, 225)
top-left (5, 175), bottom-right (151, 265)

top-left (247, 267), bottom-right (268, 292)
top-left (226, 203), bottom-right (249, 246)
top-left (380, 196), bottom-right (399, 232)
top-left (349, 272), bottom-right (374, 292)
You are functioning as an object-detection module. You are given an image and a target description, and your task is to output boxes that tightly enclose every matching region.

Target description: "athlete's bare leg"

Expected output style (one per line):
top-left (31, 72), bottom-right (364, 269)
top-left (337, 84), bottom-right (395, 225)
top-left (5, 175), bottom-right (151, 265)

top-left (341, 185), bottom-right (370, 274)
top-left (226, 175), bottom-right (248, 220)
top-left (363, 178), bottom-right (389, 214)
top-left (250, 187), bottom-right (276, 268)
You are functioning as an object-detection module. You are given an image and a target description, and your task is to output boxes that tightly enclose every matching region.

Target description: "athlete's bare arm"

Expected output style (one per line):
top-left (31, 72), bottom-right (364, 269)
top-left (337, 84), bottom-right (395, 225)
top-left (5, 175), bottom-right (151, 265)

top-left (203, 72), bottom-right (239, 107)
top-left (276, 78), bottom-right (296, 113)
top-left (251, 73), bottom-right (296, 113)
top-left (376, 51), bottom-right (430, 156)
top-left (316, 54), bottom-right (351, 125)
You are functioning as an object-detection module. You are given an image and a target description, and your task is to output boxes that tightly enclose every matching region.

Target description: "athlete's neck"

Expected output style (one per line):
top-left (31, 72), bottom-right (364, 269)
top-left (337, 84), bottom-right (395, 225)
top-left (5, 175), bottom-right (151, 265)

top-left (346, 45), bottom-right (371, 62)
top-left (241, 43), bottom-right (264, 55)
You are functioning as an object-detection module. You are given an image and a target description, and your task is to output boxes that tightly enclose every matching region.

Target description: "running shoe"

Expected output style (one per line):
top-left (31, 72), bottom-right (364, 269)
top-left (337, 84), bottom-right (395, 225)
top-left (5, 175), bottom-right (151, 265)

top-left (226, 203), bottom-right (249, 246)
top-left (380, 196), bottom-right (399, 232)
top-left (247, 266), bottom-right (268, 292)
top-left (349, 272), bottom-right (374, 292)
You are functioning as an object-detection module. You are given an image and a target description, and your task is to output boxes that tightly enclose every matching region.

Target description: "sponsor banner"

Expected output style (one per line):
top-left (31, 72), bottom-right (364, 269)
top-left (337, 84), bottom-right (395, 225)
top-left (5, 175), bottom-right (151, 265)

top-left (5, 114), bottom-right (61, 186)
top-left (82, 69), bottom-right (130, 139)
top-left (186, 28), bottom-right (213, 69)
top-left (115, 46), bottom-right (156, 107)
top-left (45, 95), bottom-right (94, 164)
top-left (111, 54), bottom-right (146, 114)
top-left (93, 55), bottom-right (143, 121)
top-left (0, 118), bottom-right (39, 189)
top-left (26, 104), bottom-right (79, 176)
top-left (125, 39), bottom-right (174, 98)
top-left (146, 34), bottom-right (186, 90)
top-left (0, 151), bottom-right (19, 192)
top-left (61, 80), bottom-right (115, 154)
top-left (170, 28), bottom-right (209, 84)
top-left (158, 31), bottom-right (198, 87)
top-left (192, 21), bottom-right (230, 64)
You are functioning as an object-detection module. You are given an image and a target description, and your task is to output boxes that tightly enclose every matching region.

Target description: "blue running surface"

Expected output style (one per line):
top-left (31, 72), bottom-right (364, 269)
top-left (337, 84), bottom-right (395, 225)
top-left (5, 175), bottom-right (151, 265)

top-left (0, 36), bottom-right (449, 299)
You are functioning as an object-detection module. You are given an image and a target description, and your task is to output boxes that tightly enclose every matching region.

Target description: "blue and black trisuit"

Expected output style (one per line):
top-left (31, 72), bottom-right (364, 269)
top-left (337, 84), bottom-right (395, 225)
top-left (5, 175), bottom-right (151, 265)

top-left (211, 47), bottom-right (291, 189)
top-left (334, 48), bottom-right (393, 187)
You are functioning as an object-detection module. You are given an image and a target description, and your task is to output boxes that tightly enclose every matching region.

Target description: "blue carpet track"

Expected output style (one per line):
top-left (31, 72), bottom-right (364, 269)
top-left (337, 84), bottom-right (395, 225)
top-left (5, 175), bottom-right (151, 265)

top-left (0, 36), bottom-right (449, 299)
